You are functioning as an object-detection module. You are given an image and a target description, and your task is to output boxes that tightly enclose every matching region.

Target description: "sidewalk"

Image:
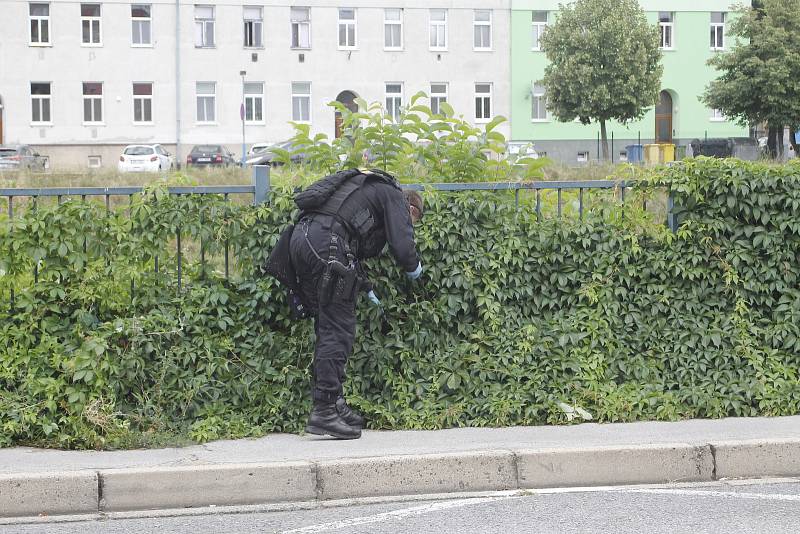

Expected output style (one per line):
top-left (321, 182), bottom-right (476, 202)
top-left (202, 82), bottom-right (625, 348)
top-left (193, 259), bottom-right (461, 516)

top-left (2, 416), bottom-right (800, 518)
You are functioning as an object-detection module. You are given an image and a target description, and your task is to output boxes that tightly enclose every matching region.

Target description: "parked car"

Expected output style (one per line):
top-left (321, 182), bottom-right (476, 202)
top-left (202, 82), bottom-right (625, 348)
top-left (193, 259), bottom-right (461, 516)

top-left (186, 145), bottom-right (237, 167)
top-left (245, 141), bottom-right (307, 167)
top-left (248, 142), bottom-right (272, 156)
top-left (118, 144), bottom-right (174, 173)
top-left (0, 144), bottom-right (48, 171)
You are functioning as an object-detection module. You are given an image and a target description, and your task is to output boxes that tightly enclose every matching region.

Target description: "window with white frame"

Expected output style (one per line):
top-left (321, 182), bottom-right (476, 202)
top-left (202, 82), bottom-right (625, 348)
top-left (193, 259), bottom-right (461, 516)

top-left (292, 82), bottom-right (311, 122)
top-left (81, 4), bottom-right (101, 45)
top-left (133, 82), bottom-right (153, 123)
top-left (30, 82), bottom-right (52, 123)
top-left (474, 10), bottom-right (491, 50)
top-left (531, 11), bottom-right (547, 50)
top-left (82, 82), bottom-right (103, 123)
top-left (710, 12), bottom-right (725, 50)
top-left (245, 82), bottom-right (264, 122)
top-left (131, 5), bottom-right (151, 46)
top-left (475, 83), bottom-right (492, 122)
top-left (196, 82), bottom-right (215, 122)
top-left (338, 8), bottom-right (356, 49)
top-left (429, 9), bottom-right (447, 50)
top-left (29, 3), bottom-right (51, 45)
top-left (659, 12), bottom-right (674, 49)
top-left (430, 83), bottom-right (447, 115)
top-left (577, 152), bottom-right (589, 163)
top-left (710, 108), bottom-right (725, 121)
top-left (195, 5), bottom-right (215, 47)
top-left (244, 6), bottom-right (263, 48)
top-left (531, 83), bottom-right (547, 121)
top-left (384, 8), bottom-right (402, 50)
top-left (385, 83), bottom-right (403, 121)
top-left (291, 7), bottom-right (311, 49)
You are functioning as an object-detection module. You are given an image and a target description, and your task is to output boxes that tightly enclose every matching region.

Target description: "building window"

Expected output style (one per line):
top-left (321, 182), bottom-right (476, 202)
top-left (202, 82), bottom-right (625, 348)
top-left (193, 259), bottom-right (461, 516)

top-left (430, 83), bottom-right (447, 115)
top-left (292, 82), bottom-right (311, 122)
top-left (577, 152), bottom-right (589, 163)
top-left (29, 3), bottom-right (50, 45)
top-left (474, 10), bottom-right (491, 51)
top-left (659, 12), bottom-right (674, 49)
top-left (384, 8), bottom-right (402, 50)
top-left (291, 7), bottom-right (310, 49)
top-left (710, 12), bottom-right (725, 50)
top-left (81, 4), bottom-right (102, 45)
top-left (475, 83), bottom-right (492, 122)
top-left (196, 82), bottom-right (216, 122)
top-left (131, 5), bottom-right (151, 46)
top-left (133, 82), bottom-right (153, 123)
top-left (82, 82), bottom-right (103, 124)
top-left (429, 9), bottom-right (447, 50)
top-left (195, 5), bottom-right (215, 47)
top-left (710, 108), bottom-right (726, 121)
top-left (532, 83), bottom-right (547, 121)
top-left (338, 8), bottom-right (356, 49)
top-left (531, 11), bottom-right (547, 50)
top-left (88, 155), bottom-right (102, 168)
top-left (385, 83), bottom-right (403, 121)
top-left (244, 6), bottom-right (263, 48)
top-left (245, 82), bottom-right (264, 123)
top-left (31, 82), bottom-right (52, 123)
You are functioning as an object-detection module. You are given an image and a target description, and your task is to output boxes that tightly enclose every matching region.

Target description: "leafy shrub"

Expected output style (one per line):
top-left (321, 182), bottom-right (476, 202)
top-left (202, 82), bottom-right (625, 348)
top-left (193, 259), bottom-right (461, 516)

top-left (2, 155), bottom-right (800, 449)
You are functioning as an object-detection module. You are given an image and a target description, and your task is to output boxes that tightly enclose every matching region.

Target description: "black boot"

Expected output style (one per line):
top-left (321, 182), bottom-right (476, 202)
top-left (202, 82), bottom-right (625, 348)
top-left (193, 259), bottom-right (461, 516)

top-left (336, 396), bottom-right (365, 428)
top-left (306, 401), bottom-right (361, 440)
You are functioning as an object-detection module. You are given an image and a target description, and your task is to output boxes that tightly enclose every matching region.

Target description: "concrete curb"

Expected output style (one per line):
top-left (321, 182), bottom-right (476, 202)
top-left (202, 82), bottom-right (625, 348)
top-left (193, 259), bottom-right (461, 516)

top-left (2, 439), bottom-right (799, 518)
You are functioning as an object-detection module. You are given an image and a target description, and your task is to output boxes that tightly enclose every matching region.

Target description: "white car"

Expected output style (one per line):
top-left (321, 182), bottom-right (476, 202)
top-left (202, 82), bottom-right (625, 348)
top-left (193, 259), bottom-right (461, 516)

top-left (118, 144), bottom-right (174, 172)
top-left (248, 142), bottom-right (272, 156)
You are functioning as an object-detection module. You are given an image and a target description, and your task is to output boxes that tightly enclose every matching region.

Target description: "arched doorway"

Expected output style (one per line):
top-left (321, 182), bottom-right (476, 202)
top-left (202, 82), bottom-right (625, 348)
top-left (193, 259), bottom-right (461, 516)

top-left (335, 90), bottom-right (358, 139)
top-left (655, 90), bottom-right (673, 143)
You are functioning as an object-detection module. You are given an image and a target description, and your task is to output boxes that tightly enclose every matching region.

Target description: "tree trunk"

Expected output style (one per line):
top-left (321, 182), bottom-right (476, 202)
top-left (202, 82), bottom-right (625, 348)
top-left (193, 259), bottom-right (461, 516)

top-left (767, 126), bottom-right (779, 159)
top-left (778, 127), bottom-right (785, 159)
top-left (600, 120), bottom-right (609, 161)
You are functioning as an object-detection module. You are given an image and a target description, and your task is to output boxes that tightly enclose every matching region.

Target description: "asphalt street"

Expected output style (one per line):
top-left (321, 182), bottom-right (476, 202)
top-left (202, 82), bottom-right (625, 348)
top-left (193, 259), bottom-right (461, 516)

top-left (3, 478), bottom-right (800, 534)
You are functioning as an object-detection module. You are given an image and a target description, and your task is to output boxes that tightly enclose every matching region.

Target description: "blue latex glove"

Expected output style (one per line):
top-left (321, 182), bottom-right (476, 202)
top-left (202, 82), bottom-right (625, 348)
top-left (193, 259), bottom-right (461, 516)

top-left (406, 262), bottom-right (423, 280)
top-left (367, 290), bottom-right (382, 307)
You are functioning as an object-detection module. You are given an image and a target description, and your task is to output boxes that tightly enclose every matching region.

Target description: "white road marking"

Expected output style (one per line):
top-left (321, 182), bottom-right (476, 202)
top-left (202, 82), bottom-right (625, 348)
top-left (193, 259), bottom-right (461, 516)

top-left (281, 496), bottom-right (515, 533)
top-left (622, 488), bottom-right (800, 502)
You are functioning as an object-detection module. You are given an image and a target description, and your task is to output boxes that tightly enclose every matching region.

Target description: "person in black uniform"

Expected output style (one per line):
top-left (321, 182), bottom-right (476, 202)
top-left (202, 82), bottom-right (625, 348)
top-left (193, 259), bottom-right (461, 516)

top-left (288, 169), bottom-right (423, 440)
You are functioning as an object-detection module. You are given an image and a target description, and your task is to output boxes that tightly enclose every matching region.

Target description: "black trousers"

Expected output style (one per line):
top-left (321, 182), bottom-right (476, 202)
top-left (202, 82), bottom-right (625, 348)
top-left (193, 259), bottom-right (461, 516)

top-left (289, 218), bottom-right (357, 404)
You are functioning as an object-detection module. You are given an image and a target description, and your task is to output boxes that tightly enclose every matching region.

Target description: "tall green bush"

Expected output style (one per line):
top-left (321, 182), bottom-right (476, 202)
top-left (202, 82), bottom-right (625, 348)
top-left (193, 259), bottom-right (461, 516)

top-left (1, 159), bottom-right (800, 449)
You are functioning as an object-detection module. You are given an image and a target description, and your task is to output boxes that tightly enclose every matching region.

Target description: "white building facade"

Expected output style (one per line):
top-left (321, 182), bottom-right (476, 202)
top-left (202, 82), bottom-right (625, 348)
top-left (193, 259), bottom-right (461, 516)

top-left (0, 0), bottom-right (511, 169)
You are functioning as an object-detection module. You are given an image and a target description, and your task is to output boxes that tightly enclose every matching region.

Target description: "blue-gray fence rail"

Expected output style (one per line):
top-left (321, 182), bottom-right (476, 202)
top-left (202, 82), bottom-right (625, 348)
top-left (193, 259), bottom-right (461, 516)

top-left (1, 167), bottom-right (673, 310)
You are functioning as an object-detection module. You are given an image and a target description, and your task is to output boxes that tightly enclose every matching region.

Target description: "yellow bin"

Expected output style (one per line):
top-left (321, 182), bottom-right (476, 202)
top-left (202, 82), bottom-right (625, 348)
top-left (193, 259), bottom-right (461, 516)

top-left (661, 143), bottom-right (676, 163)
top-left (643, 144), bottom-right (661, 165)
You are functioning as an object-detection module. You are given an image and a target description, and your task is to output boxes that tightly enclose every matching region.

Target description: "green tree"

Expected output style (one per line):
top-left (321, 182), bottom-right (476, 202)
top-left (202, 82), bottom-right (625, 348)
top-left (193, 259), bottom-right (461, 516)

top-left (539, 0), bottom-right (663, 160)
top-left (702, 0), bottom-right (800, 158)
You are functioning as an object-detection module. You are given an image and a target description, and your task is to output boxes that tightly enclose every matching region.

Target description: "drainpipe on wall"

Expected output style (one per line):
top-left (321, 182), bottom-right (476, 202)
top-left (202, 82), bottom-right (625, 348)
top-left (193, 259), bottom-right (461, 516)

top-left (175, 0), bottom-right (181, 169)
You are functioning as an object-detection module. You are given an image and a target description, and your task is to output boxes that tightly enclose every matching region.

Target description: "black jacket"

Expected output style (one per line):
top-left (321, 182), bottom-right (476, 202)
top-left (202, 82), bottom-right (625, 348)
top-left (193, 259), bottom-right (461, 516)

top-left (338, 176), bottom-right (419, 273)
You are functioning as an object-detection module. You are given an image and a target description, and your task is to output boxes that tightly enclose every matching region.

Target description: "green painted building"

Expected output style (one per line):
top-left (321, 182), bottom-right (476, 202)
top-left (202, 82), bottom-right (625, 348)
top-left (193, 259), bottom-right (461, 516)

top-left (510, 0), bottom-right (751, 163)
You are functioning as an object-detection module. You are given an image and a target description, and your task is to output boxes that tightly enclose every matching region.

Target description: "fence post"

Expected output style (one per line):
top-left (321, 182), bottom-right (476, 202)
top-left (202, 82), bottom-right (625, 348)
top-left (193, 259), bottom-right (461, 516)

top-left (667, 191), bottom-right (677, 233)
top-left (253, 165), bottom-right (270, 205)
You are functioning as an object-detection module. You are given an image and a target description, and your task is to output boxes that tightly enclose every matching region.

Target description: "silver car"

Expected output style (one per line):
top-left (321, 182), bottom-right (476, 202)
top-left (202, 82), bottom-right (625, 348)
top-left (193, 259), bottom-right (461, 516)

top-left (0, 145), bottom-right (48, 171)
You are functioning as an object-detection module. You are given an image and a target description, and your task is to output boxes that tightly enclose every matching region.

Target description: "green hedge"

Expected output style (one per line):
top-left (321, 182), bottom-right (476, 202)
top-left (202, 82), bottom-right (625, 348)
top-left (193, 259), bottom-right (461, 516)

top-left (1, 158), bottom-right (800, 449)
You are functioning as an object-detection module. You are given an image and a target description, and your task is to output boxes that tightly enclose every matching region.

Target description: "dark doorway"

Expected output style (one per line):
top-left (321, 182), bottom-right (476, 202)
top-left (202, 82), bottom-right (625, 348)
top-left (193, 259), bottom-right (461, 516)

top-left (655, 91), bottom-right (673, 143)
top-left (335, 90), bottom-right (358, 139)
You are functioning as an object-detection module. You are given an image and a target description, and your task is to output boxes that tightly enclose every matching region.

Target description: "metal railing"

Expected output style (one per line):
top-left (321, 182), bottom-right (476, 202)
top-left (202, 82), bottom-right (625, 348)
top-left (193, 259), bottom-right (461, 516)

top-left (1, 167), bottom-right (672, 311)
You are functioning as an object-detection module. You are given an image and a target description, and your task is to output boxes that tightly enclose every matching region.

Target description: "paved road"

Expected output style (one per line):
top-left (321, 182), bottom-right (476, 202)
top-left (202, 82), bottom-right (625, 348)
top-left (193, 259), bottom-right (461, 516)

top-left (4, 479), bottom-right (800, 534)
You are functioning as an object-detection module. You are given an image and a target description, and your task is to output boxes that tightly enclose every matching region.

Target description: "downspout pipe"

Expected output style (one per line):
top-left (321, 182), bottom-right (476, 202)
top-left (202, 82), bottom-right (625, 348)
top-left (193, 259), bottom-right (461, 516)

top-left (175, 0), bottom-right (181, 168)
